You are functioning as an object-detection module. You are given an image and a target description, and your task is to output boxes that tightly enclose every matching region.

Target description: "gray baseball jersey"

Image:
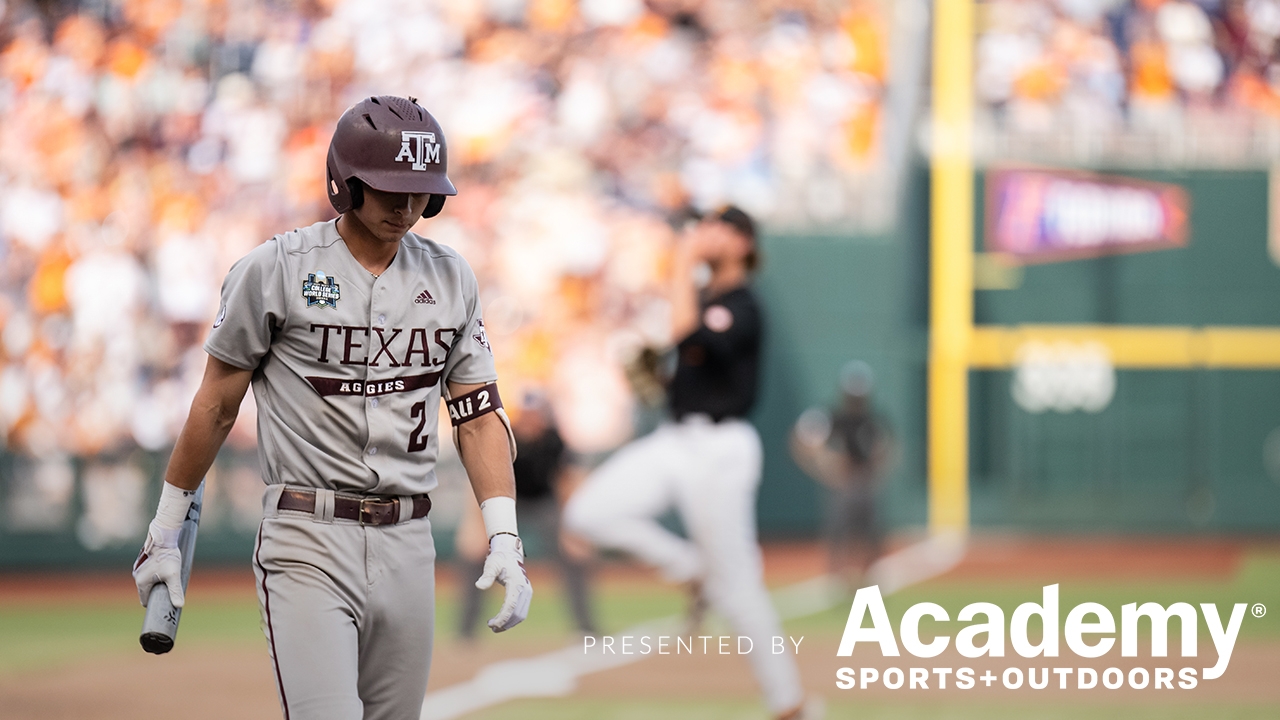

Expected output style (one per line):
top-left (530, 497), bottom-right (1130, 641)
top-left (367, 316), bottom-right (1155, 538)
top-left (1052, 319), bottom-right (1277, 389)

top-left (205, 218), bottom-right (495, 496)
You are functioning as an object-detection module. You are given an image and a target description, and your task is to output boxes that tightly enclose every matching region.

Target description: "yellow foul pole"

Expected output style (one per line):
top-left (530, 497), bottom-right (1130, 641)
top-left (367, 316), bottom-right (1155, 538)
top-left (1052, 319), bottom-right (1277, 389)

top-left (928, 0), bottom-right (974, 535)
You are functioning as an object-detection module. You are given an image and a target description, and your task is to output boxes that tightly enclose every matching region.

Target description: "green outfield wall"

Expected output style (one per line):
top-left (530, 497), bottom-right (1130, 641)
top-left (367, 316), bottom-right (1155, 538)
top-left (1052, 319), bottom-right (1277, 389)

top-left (965, 170), bottom-right (1280, 532)
top-left (754, 167), bottom-right (1280, 536)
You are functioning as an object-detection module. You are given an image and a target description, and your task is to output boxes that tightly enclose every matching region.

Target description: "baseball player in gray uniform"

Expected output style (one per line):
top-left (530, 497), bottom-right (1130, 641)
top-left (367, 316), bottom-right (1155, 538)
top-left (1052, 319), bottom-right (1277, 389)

top-left (132, 96), bottom-right (532, 720)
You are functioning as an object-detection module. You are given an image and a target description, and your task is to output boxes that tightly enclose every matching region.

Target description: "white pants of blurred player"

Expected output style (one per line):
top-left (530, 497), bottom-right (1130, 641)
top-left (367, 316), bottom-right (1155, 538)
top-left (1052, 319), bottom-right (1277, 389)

top-left (565, 415), bottom-right (804, 715)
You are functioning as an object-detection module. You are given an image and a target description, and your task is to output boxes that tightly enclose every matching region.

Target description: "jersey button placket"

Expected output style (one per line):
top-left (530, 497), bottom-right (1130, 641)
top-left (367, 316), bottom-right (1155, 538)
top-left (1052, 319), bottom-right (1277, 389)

top-left (365, 281), bottom-right (390, 466)
top-left (364, 283), bottom-right (381, 463)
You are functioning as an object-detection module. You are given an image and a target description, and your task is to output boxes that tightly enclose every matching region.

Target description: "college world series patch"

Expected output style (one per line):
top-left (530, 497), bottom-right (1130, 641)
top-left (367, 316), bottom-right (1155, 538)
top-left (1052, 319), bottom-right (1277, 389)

top-left (302, 271), bottom-right (341, 309)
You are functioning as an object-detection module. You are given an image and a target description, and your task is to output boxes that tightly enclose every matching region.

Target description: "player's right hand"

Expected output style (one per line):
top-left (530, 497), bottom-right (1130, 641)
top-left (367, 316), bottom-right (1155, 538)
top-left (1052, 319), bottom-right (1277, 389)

top-left (475, 533), bottom-right (532, 632)
top-left (132, 519), bottom-right (184, 608)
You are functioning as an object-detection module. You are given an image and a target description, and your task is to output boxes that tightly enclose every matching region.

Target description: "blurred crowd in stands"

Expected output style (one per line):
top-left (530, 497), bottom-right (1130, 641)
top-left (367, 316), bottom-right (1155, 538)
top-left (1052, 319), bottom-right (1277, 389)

top-left (977, 0), bottom-right (1280, 133)
top-left (0, 0), bottom-right (887, 483)
top-left (5, 0), bottom-right (1278, 545)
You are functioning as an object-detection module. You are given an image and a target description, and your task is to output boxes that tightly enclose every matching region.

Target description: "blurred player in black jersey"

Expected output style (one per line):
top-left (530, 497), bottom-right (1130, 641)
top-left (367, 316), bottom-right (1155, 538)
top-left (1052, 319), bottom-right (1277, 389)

top-left (458, 391), bottom-right (596, 638)
top-left (566, 207), bottom-right (815, 720)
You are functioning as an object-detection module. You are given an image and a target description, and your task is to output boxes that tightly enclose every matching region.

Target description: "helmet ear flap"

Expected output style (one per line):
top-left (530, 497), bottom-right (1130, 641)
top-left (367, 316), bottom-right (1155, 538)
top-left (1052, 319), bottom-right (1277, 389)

top-left (346, 178), bottom-right (365, 210)
top-left (422, 194), bottom-right (446, 218)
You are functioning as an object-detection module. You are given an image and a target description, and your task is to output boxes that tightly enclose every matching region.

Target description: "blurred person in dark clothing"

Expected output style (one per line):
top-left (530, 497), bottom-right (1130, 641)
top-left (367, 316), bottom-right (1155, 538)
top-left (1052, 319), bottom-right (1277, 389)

top-left (457, 391), bottom-right (596, 638)
top-left (790, 360), bottom-right (894, 590)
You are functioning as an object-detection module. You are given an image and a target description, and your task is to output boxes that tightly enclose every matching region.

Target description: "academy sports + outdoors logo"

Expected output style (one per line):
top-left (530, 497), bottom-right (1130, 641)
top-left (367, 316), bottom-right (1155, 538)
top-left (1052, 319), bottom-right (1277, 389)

top-left (833, 585), bottom-right (1258, 692)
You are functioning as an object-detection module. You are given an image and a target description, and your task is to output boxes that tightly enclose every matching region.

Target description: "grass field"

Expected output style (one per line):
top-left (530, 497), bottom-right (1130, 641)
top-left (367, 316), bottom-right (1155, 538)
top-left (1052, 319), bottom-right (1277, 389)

top-left (0, 539), bottom-right (1276, 719)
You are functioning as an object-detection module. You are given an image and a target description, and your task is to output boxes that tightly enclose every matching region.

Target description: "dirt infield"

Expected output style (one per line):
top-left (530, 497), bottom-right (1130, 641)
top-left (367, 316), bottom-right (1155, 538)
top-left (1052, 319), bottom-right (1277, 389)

top-left (0, 639), bottom-right (584, 720)
top-left (0, 646), bottom-right (279, 720)
top-left (0, 536), bottom-right (1275, 720)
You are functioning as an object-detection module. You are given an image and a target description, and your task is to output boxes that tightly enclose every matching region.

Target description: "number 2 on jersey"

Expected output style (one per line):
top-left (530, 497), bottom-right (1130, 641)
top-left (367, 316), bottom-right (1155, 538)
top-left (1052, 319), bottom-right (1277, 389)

top-left (408, 400), bottom-right (429, 452)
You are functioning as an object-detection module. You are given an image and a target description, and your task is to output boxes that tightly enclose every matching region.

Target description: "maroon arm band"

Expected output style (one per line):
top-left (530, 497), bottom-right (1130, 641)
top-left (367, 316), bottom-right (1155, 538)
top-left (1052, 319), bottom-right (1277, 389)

top-left (447, 383), bottom-right (503, 426)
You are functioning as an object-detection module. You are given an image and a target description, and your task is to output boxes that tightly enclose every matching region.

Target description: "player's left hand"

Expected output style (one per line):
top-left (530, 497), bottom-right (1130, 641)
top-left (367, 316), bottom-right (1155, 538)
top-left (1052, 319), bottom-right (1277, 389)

top-left (475, 533), bottom-right (532, 632)
top-left (132, 519), bottom-right (185, 608)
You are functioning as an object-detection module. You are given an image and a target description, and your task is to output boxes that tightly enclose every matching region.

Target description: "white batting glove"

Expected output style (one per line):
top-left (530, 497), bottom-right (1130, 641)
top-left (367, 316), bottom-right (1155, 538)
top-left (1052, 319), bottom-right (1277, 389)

top-left (475, 533), bottom-right (532, 632)
top-left (132, 520), bottom-right (184, 608)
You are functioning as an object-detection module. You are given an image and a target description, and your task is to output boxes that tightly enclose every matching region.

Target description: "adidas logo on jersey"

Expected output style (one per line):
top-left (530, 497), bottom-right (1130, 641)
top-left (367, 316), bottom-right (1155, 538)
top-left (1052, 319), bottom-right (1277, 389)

top-left (414, 289), bottom-right (436, 305)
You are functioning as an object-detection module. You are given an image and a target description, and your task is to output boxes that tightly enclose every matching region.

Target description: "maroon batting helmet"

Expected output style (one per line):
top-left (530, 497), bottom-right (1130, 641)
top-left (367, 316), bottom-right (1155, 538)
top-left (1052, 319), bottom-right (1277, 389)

top-left (325, 96), bottom-right (457, 218)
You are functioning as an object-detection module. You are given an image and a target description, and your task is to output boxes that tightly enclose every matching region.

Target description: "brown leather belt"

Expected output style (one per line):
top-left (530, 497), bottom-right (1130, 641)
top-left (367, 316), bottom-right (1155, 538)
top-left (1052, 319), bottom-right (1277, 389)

top-left (277, 488), bottom-right (431, 525)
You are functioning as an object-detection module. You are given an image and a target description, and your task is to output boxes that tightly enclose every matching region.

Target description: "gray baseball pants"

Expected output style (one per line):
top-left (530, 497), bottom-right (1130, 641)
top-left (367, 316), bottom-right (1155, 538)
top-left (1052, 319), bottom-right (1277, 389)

top-left (253, 484), bottom-right (437, 720)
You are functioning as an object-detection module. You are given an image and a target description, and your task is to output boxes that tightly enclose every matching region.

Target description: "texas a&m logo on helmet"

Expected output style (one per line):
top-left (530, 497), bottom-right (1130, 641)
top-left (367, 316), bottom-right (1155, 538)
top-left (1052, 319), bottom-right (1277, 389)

top-left (395, 131), bottom-right (441, 171)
